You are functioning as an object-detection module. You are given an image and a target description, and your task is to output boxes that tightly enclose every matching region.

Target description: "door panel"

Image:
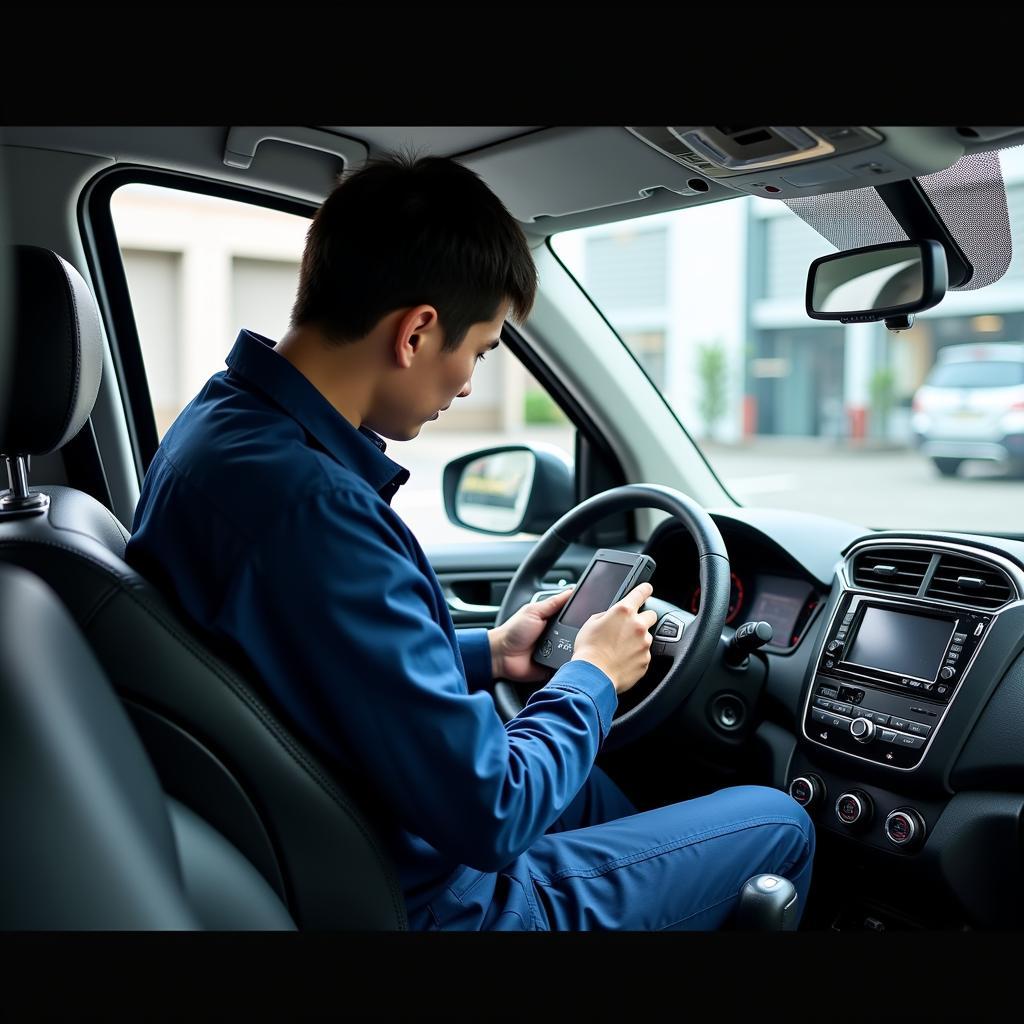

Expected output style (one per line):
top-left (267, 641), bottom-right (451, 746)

top-left (429, 540), bottom-right (596, 628)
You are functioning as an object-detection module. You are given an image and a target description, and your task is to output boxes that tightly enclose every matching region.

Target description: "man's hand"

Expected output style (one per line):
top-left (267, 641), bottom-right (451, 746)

top-left (571, 582), bottom-right (656, 694)
top-left (488, 588), bottom-right (574, 684)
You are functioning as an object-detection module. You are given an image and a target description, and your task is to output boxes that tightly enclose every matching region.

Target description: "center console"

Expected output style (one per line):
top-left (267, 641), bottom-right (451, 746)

top-left (801, 590), bottom-right (992, 770)
top-left (777, 534), bottom-right (1024, 928)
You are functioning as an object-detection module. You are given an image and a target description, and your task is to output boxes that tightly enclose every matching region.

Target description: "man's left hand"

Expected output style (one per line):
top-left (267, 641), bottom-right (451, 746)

top-left (488, 587), bottom-right (574, 683)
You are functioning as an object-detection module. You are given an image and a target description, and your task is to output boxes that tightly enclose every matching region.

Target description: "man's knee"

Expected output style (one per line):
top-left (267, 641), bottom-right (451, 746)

top-left (719, 783), bottom-right (809, 820)
top-left (723, 784), bottom-right (815, 862)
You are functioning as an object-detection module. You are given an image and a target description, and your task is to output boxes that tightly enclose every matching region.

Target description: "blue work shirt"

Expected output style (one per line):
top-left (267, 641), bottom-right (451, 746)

top-left (126, 329), bottom-right (618, 927)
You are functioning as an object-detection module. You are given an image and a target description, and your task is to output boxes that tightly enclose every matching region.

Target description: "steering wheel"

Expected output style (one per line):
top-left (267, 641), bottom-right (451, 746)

top-left (494, 484), bottom-right (730, 751)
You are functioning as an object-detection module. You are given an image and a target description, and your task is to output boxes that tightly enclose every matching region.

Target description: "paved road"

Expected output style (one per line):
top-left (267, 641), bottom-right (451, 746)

top-left (389, 429), bottom-right (1024, 546)
top-left (704, 440), bottom-right (1023, 533)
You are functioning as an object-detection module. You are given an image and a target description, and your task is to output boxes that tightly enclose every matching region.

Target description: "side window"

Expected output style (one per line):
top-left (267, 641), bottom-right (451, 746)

top-left (109, 183), bottom-right (574, 546)
top-left (389, 347), bottom-right (575, 544)
top-left (110, 184), bottom-right (308, 436)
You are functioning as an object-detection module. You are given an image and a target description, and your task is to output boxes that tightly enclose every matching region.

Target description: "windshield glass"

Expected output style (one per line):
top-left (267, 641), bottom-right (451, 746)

top-left (551, 146), bottom-right (1024, 532)
top-left (926, 361), bottom-right (1024, 388)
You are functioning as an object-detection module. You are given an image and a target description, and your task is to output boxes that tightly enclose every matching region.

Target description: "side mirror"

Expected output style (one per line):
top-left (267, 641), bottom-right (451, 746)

top-left (806, 239), bottom-right (948, 327)
top-left (442, 444), bottom-right (574, 536)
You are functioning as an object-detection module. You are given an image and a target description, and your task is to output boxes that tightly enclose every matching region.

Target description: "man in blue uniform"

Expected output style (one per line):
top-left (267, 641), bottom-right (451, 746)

top-left (127, 153), bottom-right (814, 930)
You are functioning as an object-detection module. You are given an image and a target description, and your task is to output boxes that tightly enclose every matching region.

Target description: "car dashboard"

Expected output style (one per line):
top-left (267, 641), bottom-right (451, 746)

top-left (642, 507), bottom-right (1024, 929)
top-left (647, 518), bottom-right (826, 652)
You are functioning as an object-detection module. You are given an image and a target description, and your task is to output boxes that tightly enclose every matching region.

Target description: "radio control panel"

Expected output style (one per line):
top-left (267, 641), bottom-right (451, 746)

top-left (803, 592), bottom-right (992, 770)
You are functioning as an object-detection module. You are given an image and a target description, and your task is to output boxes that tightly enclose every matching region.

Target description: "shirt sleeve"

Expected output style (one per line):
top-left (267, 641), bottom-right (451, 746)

top-left (456, 628), bottom-right (494, 694)
top-left (217, 484), bottom-right (618, 873)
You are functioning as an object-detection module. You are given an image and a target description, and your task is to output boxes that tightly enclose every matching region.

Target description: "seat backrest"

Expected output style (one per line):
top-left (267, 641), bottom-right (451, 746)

top-left (0, 563), bottom-right (294, 929)
top-left (0, 561), bottom-right (197, 929)
top-left (0, 246), bottom-right (406, 929)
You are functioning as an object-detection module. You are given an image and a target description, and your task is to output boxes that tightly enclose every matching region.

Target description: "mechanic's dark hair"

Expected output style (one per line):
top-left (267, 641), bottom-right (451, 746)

top-left (290, 151), bottom-right (537, 350)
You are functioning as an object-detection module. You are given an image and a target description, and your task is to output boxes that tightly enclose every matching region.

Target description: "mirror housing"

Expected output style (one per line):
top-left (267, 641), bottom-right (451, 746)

top-left (806, 239), bottom-right (947, 327)
top-left (442, 444), bottom-right (574, 536)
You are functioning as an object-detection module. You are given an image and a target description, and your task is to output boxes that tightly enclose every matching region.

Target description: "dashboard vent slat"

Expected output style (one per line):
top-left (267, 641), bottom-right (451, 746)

top-left (925, 554), bottom-right (1014, 609)
top-left (851, 547), bottom-right (931, 596)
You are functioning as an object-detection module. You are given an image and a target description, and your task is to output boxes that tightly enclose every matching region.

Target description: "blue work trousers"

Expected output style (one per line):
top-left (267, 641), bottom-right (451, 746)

top-left (422, 768), bottom-right (815, 930)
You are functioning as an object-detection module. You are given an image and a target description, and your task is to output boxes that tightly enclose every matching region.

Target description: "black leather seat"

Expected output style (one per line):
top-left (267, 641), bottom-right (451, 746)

top-left (0, 246), bottom-right (406, 929)
top-left (0, 562), bottom-right (296, 929)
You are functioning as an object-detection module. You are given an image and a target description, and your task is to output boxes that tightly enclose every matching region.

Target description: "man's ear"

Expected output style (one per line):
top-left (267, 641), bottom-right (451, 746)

top-left (394, 305), bottom-right (440, 369)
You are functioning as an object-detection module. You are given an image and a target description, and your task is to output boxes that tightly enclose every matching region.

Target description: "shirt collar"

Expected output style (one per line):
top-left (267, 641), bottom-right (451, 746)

top-left (224, 330), bottom-right (410, 502)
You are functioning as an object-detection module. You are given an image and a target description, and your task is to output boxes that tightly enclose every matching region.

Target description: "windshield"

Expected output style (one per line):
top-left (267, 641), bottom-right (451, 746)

top-left (926, 361), bottom-right (1024, 388)
top-left (551, 146), bottom-right (1024, 532)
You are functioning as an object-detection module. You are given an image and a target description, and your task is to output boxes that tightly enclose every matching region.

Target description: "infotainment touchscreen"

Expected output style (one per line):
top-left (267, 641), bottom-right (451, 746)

top-left (845, 606), bottom-right (955, 681)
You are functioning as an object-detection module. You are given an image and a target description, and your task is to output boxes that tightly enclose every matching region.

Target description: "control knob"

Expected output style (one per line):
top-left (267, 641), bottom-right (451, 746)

top-left (788, 774), bottom-right (826, 814)
top-left (884, 808), bottom-right (926, 851)
top-left (849, 716), bottom-right (875, 744)
top-left (835, 790), bottom-right (873, 829)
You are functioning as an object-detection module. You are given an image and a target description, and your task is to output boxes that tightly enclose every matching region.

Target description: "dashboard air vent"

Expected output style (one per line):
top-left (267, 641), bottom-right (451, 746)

top-left (851, 547), bottom-right (931, 596)
top-left (924, 553), bottom-right (1015, 609)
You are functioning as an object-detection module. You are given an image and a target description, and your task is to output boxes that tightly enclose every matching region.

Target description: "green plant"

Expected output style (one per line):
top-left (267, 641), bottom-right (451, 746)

top-left (869, 367), bottom-right (896, 437)
top-left (697, 340), bottom-right (728, 441)
top-left (524, 389), bottom-right (567, 425)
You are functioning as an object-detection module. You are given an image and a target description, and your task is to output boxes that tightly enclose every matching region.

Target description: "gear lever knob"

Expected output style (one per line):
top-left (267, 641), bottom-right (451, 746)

top-left (734, 873), bottom-right (799, 930)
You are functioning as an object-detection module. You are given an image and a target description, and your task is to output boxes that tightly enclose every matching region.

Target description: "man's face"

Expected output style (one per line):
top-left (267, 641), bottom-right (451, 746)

top-left (376, 304), bottom-right (507, 441)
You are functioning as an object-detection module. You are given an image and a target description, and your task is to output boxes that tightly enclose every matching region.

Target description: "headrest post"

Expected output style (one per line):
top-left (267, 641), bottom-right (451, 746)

top-left (0, 454), bottom-right (49, 517)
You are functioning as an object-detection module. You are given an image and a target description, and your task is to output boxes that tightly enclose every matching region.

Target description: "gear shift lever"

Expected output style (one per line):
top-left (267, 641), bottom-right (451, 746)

top-left (734, 873), bottom-right (799, 930)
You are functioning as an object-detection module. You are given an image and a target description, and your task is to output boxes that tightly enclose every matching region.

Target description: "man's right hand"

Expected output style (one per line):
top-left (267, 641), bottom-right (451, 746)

top-left (571, 582), bottom-right (658, 694)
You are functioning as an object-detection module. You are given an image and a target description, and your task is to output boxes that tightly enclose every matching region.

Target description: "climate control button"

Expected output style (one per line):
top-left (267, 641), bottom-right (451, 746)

top-left (885, 808), bottom-right (926, 851)
top-left (789, 774), bottom-right (826, 814)
top-left (835, 790), bottom-right (873, 829)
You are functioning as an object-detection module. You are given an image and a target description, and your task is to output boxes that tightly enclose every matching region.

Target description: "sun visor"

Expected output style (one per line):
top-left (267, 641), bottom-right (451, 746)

top-left (785, 151), bottom-right (1012, 291)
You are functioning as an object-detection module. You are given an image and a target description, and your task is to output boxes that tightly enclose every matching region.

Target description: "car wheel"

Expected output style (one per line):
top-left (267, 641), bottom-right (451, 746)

top-left (932, 457), bottom-right (963, 477)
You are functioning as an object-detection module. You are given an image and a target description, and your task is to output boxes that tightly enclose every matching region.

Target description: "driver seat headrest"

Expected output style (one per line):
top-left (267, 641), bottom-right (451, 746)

top-left (0, 246), bottom-right (103, 457)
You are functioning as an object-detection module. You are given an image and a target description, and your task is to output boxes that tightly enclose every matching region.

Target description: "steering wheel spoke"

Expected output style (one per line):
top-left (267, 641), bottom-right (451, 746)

top-left (651, 607), bottom-right (691, 657)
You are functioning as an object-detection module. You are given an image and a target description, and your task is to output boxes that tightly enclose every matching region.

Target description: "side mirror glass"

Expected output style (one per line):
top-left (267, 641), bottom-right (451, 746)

top-left (442, 444), bottom-right (574, 536)
top-left (453, 449), bottom-right (535, 534)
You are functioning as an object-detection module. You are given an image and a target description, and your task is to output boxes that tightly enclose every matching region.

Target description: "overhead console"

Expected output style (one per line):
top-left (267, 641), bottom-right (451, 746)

top-left (462, 126), bottom-right (1024, 234)
top-left (625, 126), bottom-right (964, 200)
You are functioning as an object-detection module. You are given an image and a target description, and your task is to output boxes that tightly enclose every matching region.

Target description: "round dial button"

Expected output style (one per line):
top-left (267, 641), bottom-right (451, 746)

top-left (835, 790), bottom-right (873, 827)
top-left (885, 808), bottom-right (926, 850)
top-left (850, 717), bottom-right (875, 743)
top-left (788, 774), bottom-right (825, 813)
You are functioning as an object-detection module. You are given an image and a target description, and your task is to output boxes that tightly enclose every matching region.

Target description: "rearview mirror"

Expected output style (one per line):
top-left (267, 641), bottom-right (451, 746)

top-left (806, 239), bottom-right (947, 325)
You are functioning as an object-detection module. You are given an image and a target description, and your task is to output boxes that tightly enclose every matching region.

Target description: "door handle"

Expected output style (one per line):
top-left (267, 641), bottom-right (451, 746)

top-left (443, 575), bottom-right (572, 620)
top-left (445, 595), bottom-right (501, 616)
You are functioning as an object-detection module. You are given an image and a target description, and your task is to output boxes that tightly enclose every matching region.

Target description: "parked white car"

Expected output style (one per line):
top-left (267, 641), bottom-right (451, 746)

top-left (912, 342), bottom-right (1024, 476)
